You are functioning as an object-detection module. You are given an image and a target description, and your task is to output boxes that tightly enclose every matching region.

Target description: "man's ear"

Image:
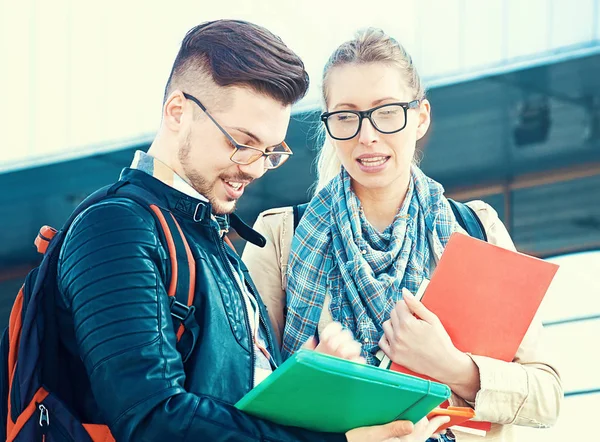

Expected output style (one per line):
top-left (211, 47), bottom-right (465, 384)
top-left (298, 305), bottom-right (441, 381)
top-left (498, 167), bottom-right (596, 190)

top-left (163, 90), bottom-right (186, 132)
top-left (416, 99), bottom-right (431, 141)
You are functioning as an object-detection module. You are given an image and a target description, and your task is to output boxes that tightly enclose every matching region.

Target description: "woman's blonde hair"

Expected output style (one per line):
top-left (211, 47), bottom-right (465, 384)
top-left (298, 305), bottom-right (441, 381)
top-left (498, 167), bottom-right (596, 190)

top-left (314, 28), bottom-right (425, 192)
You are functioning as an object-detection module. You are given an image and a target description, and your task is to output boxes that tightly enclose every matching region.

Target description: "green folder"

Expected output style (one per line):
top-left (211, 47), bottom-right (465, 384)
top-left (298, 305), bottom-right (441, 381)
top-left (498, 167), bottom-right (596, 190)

top-left (235, 350), bottom-right (451, 433)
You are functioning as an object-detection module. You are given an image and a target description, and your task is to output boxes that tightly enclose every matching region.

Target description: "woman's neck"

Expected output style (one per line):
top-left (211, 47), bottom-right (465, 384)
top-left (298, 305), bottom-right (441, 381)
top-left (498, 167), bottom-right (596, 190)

top-left (353, 174), bottom-right (411, 232)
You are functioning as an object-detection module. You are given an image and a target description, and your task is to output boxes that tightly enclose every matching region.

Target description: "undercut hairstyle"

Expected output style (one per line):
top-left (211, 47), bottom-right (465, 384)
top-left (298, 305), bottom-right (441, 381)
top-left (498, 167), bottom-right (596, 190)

top-left (164, 20), bottom-right (309, 106)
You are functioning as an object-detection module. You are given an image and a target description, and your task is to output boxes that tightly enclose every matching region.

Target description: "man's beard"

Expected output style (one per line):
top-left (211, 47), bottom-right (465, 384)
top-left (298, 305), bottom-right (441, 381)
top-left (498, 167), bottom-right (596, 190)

top-left (187, 167), bottom-right (235, 215)
top-left (178, 134), bottom-right (252, 215)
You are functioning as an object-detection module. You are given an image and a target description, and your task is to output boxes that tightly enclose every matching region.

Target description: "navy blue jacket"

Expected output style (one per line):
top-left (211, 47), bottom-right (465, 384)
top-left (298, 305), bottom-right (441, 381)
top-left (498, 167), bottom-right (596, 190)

top-left (56, 168), bottom-right (345, 442)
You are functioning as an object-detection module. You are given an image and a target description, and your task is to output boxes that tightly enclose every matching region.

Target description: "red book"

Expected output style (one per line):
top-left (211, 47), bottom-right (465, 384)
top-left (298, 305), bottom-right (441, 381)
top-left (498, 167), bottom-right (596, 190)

top-left (390, 233), bottom-right (559, 433)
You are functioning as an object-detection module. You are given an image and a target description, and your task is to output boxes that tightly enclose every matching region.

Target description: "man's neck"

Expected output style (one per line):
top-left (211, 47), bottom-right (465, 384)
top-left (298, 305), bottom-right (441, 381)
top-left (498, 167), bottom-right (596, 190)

top-left (137, 144), bottom-right (207, 203)
top-left (147, 138), bottom-right (184, 178)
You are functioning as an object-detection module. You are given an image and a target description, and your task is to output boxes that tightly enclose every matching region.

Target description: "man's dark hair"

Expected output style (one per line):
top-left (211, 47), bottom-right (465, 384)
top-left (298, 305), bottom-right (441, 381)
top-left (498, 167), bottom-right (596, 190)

top-left (164, 20), bottom-right (309, 106)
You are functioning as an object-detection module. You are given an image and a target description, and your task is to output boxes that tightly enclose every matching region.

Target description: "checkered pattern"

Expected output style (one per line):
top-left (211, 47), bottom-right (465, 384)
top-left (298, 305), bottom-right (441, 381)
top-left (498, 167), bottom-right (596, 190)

top-left (283, 166), bottom-right (459, 364)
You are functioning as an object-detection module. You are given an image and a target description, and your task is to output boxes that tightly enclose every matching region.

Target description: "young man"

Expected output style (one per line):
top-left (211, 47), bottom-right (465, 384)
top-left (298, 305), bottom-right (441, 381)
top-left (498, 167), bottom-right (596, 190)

top-left (56, 20), bottom-right (441, 441)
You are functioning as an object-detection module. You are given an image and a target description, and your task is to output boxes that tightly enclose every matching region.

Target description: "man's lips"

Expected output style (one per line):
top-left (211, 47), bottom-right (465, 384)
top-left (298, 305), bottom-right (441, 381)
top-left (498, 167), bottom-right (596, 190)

top-left (222, 178), bottom-right (253, 199)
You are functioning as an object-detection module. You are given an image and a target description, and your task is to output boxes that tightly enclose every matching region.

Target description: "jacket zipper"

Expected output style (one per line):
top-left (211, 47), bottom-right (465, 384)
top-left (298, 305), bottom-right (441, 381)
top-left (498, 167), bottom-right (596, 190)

top-left (212, 229), bottom-right (256, 389)
top-left (246, 281), bottom-right (278, 370)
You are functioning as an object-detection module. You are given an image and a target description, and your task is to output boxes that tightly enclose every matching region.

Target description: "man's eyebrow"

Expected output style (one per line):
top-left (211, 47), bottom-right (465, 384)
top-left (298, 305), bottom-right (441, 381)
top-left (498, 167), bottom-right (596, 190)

top-left (230, 126), bottom-right (284, 148)
top-left (230, 127), bottom-right (262, 145)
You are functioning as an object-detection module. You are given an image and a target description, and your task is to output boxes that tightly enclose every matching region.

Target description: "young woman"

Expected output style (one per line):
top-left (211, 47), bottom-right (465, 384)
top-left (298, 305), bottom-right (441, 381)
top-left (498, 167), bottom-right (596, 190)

top-left (243, 28), bottom-right (562, 442)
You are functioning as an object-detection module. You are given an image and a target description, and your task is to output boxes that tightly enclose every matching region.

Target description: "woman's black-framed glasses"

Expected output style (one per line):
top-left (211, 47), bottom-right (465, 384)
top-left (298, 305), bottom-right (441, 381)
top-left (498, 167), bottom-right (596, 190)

top-left (320, 100), bottom-right (420, 141)
top-left (182, 92), bottom-right (293, 170)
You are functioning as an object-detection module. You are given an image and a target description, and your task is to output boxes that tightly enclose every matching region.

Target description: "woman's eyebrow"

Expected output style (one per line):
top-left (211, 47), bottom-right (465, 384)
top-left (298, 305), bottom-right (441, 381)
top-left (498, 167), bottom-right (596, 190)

top-left (331, 97), bottom-right (402, 110)
top-left (332, 102), bottom-right (358, 110)
top-left (371, 96), bottom-right (402, 106)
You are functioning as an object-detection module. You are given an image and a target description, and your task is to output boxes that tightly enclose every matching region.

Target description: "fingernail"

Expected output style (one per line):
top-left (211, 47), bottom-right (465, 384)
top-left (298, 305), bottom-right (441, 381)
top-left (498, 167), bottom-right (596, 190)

top-left (402, 288), bottom-right (414, 298)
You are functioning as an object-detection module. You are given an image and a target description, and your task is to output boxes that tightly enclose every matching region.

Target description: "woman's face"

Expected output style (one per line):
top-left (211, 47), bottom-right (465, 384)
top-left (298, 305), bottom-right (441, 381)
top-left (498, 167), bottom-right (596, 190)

top-left (325, 62), bottom-right (430, 193)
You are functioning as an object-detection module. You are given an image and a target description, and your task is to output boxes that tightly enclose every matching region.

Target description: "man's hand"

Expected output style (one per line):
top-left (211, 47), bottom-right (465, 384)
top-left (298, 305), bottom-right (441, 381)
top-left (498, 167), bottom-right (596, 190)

top-left (346, 416), bottom-right (451, 442)
top-left (302, 322), bottom-right (366, 364)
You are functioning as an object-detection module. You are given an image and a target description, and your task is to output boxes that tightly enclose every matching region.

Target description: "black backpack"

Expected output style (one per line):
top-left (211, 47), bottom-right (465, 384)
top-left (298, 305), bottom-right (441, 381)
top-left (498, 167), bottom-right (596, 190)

top-left (0, 180), bottom-right (199, 442)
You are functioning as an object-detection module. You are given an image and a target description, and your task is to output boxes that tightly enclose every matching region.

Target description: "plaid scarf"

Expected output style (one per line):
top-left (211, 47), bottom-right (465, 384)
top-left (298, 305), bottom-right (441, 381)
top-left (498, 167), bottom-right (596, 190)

top-left (283, 166), bottom-right (457, 364)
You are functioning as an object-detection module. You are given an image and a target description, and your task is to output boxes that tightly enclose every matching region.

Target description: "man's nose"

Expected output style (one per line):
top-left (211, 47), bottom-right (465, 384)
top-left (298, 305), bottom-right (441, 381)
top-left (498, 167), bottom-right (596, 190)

top-left (238, 157), bottom-right (267, 180)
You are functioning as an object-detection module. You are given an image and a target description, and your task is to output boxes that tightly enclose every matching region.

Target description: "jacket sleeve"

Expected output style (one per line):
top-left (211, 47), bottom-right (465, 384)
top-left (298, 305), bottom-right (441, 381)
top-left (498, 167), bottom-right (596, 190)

top-left (242, 209), bottom-right (291, 348)
top-left (446, 201), bottom-right (563, 428)
top-left (57, 199), bottom-right (345, 442)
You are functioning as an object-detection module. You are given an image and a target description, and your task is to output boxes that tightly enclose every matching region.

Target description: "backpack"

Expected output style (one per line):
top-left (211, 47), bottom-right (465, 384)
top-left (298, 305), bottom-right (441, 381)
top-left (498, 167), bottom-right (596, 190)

top-left (292, 199), bottom-right (488, 241)
top-left (0, 179), bottom-right (200, 442)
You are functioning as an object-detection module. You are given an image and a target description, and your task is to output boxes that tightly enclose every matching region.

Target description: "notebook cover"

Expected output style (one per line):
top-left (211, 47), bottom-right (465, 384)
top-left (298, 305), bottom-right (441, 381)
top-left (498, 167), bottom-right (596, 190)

top-left (235, 350), bottom-right (451, 433)
top-left (390, 232), bottom-right (559, 432)
top-left (392, 232), bottom-right (558, 366)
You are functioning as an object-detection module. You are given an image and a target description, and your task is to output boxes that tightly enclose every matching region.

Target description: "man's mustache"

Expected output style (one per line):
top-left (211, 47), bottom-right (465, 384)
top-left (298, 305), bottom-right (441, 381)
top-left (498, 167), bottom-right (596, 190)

top-left (221, 173), bottom-right (255, 184)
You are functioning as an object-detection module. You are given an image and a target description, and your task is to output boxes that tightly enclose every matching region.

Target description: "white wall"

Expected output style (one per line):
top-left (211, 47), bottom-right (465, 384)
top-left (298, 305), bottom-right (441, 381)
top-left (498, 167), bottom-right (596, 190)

top-left (0, 0), bottom-right (599, 166)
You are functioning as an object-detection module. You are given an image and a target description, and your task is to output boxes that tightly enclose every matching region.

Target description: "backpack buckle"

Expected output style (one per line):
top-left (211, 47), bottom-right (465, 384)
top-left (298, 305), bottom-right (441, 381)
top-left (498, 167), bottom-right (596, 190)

top-left (169, 298), bottom-right (193, 321)
top-left (169, 298), bottom-right (199, 363)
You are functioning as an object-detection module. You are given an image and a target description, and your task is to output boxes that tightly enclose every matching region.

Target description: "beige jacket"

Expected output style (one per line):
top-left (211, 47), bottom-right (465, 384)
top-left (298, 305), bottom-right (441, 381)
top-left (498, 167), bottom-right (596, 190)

top-left (242, 201), bottom-right (563, 442)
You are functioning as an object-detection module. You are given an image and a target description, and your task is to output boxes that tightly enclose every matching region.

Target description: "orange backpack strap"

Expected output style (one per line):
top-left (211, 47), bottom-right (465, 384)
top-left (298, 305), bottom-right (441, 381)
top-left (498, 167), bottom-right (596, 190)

top-left (105, 182), bottom-right (199, 362)
top-left (82, 424), bottom-right (116, 442)
top-left (34, 182), bottom-right (199, 360)
top-left (5, 286), bottom-right (25, 437)
top-left (148, 205), bottom-right (198, 362)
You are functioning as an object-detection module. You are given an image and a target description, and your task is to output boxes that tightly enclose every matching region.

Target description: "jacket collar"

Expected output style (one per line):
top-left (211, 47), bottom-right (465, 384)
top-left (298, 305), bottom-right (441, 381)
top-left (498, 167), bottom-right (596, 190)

top-left (118, 168), bottom-right (266, 248)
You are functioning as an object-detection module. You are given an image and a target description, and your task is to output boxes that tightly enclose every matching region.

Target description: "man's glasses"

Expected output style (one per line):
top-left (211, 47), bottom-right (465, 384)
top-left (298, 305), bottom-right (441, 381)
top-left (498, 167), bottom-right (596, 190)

top-left (182, 92), bottom-right (293, 170)
top-left (320, 101), bottom-right (420, 141)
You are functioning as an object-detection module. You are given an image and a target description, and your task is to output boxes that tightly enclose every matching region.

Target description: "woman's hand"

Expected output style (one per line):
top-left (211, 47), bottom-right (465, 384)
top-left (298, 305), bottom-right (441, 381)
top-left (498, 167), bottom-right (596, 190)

top-left (303, 322), bottom-right (366, 364)
top-left (378, 289), bottom-right (480, 401)
top-left (346, 416), bottom-right (451, 442)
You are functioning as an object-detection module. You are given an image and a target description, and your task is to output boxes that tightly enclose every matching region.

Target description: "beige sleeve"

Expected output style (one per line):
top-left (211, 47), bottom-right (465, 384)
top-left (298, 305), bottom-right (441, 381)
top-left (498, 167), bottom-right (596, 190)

top-left (447, 201), bottom-right (563, 427)
top-left (241, 209), bottom-right (291, 349)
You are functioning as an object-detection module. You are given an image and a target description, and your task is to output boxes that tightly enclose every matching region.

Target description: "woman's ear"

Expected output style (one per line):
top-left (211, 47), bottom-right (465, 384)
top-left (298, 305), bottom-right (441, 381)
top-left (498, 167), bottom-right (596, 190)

top-left (416, 99), bottom-right (431, 141)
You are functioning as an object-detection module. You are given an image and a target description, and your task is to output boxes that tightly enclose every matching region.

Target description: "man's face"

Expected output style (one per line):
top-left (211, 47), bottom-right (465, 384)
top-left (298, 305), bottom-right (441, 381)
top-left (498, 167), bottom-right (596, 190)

top-left (177, 87), bottom-right (291, 214)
